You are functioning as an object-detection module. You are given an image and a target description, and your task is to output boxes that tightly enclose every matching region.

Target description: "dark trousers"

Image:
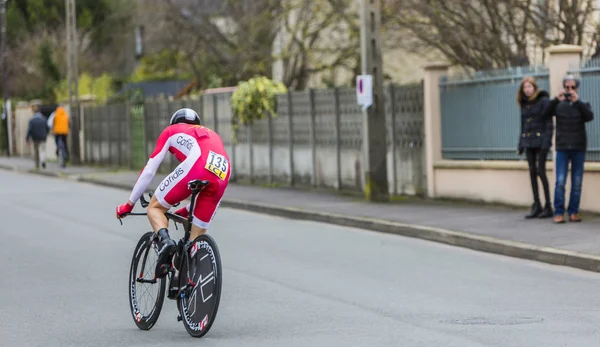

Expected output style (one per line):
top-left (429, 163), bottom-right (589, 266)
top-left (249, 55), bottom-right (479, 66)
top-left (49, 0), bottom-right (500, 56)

top-left (525, 148), bottom-right (551, 205)
top-left (54, 134), bottom-right (69, 161)
top-left (554, 150), bottom-right (586, 216)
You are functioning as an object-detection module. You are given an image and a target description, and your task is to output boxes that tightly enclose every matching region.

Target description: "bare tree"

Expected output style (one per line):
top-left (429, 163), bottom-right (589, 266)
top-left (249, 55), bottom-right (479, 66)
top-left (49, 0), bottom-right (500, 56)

top-left (386, 0), bottom-right (600, 71)
top-left (530, 0), bottom-right (598, 57)
top-left (154, 0), bottom-right (282, 87)
top-left (275, 0), bottom-right (363, 89)
top-left (385, 0), bottom-right (534, 71)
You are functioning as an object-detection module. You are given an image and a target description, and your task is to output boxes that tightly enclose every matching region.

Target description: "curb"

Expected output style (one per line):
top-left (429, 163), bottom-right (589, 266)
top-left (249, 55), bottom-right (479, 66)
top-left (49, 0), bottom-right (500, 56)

top-left (220, 199), bottom-right (600, 273)
top-left (3, 164), bottom-right (600, 273)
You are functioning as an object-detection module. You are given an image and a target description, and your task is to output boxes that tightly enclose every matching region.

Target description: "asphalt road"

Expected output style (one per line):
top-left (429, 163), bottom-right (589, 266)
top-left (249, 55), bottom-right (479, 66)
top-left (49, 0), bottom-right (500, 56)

top-left (1, 169), bottom-right (600, 347)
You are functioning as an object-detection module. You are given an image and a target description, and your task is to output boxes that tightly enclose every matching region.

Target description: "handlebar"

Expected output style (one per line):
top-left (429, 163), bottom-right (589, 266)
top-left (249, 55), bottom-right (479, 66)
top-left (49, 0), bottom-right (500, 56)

top-left (118, 190), bottom-right (186, 229)
top-left (117, 179), bottom-right (211, 229)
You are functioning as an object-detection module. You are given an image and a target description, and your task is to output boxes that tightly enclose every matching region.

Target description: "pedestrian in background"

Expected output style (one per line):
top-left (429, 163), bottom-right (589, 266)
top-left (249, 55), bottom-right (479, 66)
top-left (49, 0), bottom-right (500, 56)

top-left (539, 75), bottom-right (594, 223)
top-left (47, 104), bottom-right (70, 164)
top-left (517, 76), bottom-right (553, 219)
top-left (25, 104), bottom-right (49, 169)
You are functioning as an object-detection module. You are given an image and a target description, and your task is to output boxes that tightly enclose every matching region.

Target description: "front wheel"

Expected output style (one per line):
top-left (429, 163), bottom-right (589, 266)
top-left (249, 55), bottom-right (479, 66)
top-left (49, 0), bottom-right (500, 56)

top-left (178, 234), bottom-right (223, 338)
top-left (128, 231), bottom-right (167, 330)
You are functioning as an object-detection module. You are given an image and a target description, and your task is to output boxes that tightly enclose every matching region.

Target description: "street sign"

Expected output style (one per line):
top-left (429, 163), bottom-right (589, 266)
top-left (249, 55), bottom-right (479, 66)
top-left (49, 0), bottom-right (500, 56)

top-left (356, 75), bottom-right (373, 110)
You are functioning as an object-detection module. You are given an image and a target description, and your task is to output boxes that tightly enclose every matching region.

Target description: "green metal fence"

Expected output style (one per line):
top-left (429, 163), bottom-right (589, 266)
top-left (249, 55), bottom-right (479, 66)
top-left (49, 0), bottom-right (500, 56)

top-left (440, 66), bottom-right (550, 160)
top-left (569, 58), bottom-right (600, 161)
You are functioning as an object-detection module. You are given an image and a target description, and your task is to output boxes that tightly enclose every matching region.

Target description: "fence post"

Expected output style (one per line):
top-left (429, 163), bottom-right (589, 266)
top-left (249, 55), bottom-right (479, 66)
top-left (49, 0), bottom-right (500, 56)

top-left (230, 97), bottom-right (237, 183)
top-left (267, 112), bottom-right (274, 184)
top-left (287, 91), bottom-right (294, 186)
top-left (96, 108), bottom-right (101, 164)
top-left (111, 105), bottom-right (117, 167)
top-left (389, 84), bottom-right (397, 195)
top-left (423, 62), bottom-right (449, 198)
top-left (155, 101), bottom-right (161, 166)
top-left (104, 106), bottom-right (111, 165)
top-left (309, 89), bottom-right (317, 186)
top-left (142, 103), bottom-right (148, 160)
top-left (125, 102), bottom-right (132, 169)
top-left (334, 87), bottom-right (342, 190)
top-left (81, 105), bottom-right (88, 163)
top-left (117, 105), bottom-right (124, 167)
top-left (213, 93), bottom-right (219, 133)
top-left (248, 124), bottom-right (254, 183)
top-left (111, 106), bottom-right (116, 167)
top-left (89, 107), bottom-right (94, 164)
top-left (79, 102), bottom-right (85, 163)
top-left (199, 95), bottom-right (205, 124)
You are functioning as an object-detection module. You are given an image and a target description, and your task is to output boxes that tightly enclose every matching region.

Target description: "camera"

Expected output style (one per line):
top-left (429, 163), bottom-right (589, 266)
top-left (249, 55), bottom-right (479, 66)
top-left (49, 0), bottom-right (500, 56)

top-left (564, 92), bottom-right (572, 100)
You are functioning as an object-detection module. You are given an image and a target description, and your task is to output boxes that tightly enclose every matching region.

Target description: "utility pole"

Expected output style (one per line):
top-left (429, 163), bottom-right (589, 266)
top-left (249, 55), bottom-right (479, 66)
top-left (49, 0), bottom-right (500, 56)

top-left (359, 0), bottom-right (389, 201)
top-left (66, 0), bottom-right (81, 164)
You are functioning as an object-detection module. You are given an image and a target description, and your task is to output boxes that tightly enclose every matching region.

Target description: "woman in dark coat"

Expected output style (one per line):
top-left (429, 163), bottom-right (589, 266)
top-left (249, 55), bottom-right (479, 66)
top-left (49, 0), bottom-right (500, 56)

top-left (517, 76), bottom-right (553, 219)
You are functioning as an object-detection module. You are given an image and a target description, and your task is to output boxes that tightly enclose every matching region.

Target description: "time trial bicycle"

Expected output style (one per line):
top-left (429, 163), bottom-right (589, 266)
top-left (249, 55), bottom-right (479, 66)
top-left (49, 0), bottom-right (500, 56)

top-left (118, 179), bottom-right (222, 338)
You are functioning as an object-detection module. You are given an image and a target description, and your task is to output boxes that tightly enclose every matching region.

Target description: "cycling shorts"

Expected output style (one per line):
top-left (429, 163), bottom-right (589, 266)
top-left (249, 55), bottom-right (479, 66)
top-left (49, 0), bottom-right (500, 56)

top-left (154, 157), bottom-right (229, 229)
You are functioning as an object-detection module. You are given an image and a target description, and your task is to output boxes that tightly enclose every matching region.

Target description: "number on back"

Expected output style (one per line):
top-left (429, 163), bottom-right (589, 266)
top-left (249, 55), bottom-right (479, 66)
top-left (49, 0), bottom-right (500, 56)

top-left (205, 151), bottom-right (228, 180)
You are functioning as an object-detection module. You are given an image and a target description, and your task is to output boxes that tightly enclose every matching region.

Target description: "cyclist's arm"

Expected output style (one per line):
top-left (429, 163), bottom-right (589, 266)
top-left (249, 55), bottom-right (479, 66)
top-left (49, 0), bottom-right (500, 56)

top-left (128, 128), bottom-right (172, 204)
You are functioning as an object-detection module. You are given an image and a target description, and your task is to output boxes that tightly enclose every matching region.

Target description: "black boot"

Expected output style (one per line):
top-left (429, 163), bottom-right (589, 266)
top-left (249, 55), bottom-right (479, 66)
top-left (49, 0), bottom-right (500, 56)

top-left (155, 228), bottom-right (176, 278)
top-left (538, 202), bottom-right (553, 218)
top-left (525, 202), bottom-right (542, 219)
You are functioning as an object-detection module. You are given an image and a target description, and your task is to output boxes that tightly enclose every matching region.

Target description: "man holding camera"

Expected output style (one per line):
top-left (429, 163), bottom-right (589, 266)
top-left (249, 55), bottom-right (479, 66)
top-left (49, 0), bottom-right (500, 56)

top-left (540, 75), bottom-right (594, 223)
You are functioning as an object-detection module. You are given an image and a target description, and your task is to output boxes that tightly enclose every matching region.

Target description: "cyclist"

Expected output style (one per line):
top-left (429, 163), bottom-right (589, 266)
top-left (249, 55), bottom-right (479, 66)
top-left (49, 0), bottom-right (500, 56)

top-left (116, 108), bottom-right (231, 278)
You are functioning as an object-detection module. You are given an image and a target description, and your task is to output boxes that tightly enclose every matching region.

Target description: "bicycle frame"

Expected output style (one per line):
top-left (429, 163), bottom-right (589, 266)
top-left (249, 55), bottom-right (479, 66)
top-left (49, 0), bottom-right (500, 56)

top-left (119, 179), bottom-right (210, 298)
top-left (119, 179), bottom-right (209, 236)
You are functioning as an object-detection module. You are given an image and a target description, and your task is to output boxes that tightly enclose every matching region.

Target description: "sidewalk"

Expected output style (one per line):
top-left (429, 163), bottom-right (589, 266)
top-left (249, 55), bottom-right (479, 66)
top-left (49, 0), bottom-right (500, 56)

top-left (2, 156), bottom-right (600, 272)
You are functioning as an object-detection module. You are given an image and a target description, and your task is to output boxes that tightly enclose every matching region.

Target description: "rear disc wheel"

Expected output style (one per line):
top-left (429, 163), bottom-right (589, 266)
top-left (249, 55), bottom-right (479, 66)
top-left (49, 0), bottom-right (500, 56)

top-left (178, 234), bottom-right (222, 338)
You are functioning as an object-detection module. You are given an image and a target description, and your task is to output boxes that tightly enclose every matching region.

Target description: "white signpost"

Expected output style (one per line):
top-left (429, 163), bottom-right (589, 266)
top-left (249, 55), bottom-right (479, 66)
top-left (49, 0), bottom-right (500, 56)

top-left (356, 75), bottom-right (373, 110)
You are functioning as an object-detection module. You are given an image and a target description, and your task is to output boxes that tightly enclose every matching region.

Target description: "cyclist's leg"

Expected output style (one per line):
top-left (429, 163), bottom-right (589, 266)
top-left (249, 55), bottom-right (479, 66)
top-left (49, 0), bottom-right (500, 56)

top-left (147, 195), bottom-right (170, 232)
top-left (189, 176), bottom-right (228, 241)
top-left (189, 196), bottom-right (220, 239)
top-left (150, 163), bottom-right (196, 277)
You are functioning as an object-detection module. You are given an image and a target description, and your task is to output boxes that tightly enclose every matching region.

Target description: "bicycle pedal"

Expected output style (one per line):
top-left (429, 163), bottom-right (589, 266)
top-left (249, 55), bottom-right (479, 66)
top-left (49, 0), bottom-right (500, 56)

top-left (177, 315), bottom-right (182, 322)
top-left (167, 287), bottom-right (179, 300)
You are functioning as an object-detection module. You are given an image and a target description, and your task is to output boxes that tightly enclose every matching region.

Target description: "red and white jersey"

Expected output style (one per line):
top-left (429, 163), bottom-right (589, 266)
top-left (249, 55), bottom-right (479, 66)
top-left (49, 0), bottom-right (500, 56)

top-left (128, 123), bottom-right (230, 204)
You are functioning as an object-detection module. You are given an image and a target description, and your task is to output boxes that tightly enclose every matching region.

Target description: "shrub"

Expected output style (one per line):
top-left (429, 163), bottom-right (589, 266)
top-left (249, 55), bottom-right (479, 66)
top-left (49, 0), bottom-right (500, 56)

top-left (230, 76), bottom-right (287, 142)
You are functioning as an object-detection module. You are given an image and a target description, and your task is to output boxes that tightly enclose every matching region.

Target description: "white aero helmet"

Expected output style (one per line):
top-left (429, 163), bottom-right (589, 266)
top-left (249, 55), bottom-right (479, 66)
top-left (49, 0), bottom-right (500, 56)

top-left (169, 108), bottom-right (201, 125)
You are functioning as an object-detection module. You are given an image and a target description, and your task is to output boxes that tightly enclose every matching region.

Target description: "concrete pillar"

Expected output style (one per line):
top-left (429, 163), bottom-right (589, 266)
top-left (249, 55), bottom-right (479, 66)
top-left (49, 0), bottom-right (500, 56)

top-left (545, 44), bottom-right (583, 98)
top-left (423, 62), bottom-right (450, 198)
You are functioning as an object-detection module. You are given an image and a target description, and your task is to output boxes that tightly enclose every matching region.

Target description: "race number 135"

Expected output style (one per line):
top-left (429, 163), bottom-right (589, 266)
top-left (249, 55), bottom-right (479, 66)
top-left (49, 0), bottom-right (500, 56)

top-left (205, 151), bottom-right (228, 180)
